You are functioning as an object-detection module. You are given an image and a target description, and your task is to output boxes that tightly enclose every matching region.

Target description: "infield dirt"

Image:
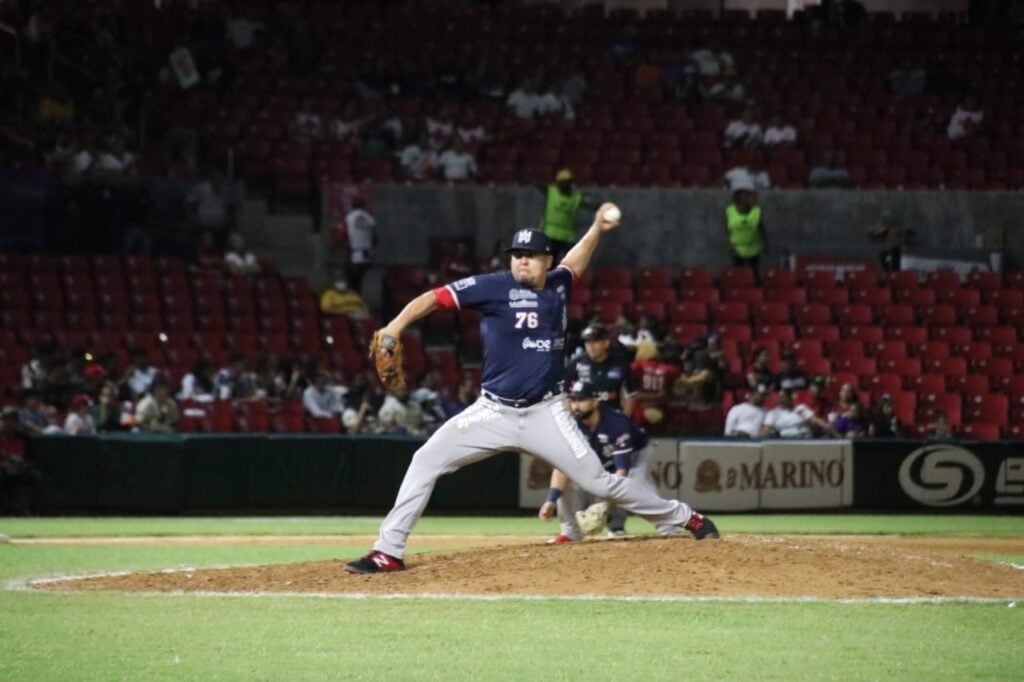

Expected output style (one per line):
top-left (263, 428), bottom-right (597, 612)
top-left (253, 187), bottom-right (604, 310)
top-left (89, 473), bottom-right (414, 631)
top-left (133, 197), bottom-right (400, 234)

top-left (35, 535), bottom-right (1024, 599)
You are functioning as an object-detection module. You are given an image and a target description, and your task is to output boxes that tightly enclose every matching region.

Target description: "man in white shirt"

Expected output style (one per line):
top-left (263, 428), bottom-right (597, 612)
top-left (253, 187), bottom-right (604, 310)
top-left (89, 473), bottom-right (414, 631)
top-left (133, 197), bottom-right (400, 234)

top-left (224, 232), bottom-right (260, 276)
top-left (761, 389), bottom-right (832, 438)
top-left (763, 115), bottom-right (797, 147)
top-left (724, 155), bottom-right (771, 191)
top-left (64, 394), bottom-right (97, 435)
top-left (506, 79), bottom-right (541, 119)
top-left (397, 134), bottom-right (433, 181)
top-left (724, 386), bottom-right (767, 438)
top-left (456, 110), bottom-right (488, 146)
top-left (435, 140), bottom-right (477, 182)
top-left (946, 96), bottom-right (984, 140)
top-left (723, 107), bottom-right (763, 149)
top-left (302, 372), bottom-right (343, 420)
top-left (345, 198), bottom-right (376, 292)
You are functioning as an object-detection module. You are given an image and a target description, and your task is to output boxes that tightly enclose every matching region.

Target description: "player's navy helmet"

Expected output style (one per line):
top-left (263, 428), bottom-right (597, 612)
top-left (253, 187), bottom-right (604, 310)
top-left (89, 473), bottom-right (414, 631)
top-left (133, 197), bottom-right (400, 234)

top-left (567, 380), bottom-right (597, 399)
top-left (581, 324), bottom-right (609, 341)
top-left (505, 229), bottom-right (553, 254)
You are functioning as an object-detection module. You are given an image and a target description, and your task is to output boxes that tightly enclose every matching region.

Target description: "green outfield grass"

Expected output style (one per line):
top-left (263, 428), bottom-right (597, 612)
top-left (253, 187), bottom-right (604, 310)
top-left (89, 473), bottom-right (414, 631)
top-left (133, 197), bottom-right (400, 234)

top-left (1, 515), bottom-right (1023, 681)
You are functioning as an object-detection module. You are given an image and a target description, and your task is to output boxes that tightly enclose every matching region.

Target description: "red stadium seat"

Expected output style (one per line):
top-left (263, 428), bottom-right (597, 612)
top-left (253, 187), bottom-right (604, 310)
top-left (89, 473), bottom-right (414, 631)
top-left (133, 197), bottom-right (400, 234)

top-left (886, 325), bottom-right (928, 344)
top-left (794, 304), bottom-right (832, 326)
top-left (960, 423), bottom-right (1001, 440)
top-left (765, 287), bottom-right (807, 305)
top-left (800, 324), bottom-right (840, 344)
top-left (670, 302), bottom-right (708, 323)
top-left (964, 393), bottom-right (1009, 428)
top-left (882, 356), bottom-right (923, 378)
top-left (754, 303), bottom-right (792, 324)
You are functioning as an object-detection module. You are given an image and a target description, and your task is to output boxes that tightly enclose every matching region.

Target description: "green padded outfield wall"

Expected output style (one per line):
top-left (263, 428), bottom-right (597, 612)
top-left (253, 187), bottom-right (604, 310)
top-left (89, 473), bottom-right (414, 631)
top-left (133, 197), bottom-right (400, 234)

top-left (28, 435), bottom-right (520, 514)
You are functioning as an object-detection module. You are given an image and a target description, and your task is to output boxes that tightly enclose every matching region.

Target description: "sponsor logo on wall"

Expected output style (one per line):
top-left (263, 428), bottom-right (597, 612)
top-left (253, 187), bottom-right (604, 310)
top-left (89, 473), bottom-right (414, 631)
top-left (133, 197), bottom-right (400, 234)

top-left (897, 445), bottom-right (985, 507)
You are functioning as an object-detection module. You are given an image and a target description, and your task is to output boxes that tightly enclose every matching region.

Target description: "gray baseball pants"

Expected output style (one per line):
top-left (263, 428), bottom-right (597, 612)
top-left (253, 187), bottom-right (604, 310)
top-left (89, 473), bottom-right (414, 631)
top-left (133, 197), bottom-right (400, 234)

top-left (558, 445), bottom-right (682, 540)
top-left (373, 395), bottom-right (694, 559)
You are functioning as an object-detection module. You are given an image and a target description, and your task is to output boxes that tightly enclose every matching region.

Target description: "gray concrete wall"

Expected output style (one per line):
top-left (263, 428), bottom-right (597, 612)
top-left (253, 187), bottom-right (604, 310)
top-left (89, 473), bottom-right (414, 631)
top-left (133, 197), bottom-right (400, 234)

top-left (372, 185), bottom-right (1021, 270)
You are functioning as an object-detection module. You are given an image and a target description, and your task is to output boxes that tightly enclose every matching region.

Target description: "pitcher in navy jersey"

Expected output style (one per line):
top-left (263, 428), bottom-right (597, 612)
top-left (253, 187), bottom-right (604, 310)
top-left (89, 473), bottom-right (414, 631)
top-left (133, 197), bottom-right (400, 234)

top-left (346, 204), bottom-right (719, 574)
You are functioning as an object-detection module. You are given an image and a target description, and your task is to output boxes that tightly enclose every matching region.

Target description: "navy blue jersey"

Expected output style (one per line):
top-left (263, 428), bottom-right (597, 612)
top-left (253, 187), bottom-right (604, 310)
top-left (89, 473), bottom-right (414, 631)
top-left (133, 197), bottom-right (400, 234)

top-left (566, 354), bottom-right (636, 410)
top-left (578, 405), bottom-right (650, 473)
top-left (436, 265), bottom-right (574, 400)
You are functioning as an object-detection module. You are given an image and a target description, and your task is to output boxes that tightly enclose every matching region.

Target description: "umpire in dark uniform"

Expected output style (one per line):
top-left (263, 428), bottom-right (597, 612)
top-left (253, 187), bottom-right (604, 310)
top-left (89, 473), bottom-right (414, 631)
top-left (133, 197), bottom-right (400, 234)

top-left (566, 322), bottom-right (638, 535)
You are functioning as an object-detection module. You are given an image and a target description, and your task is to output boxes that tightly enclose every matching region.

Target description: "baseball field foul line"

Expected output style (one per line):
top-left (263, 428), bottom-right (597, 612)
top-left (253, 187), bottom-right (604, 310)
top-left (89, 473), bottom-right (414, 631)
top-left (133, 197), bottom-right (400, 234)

top-left (9, 571), bottom-right (1023, 605)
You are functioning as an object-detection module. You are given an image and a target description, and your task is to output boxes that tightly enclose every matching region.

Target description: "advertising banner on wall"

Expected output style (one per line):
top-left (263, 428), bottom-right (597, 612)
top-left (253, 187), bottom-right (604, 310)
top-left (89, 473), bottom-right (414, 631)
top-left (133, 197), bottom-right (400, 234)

top-left (679, 440), bottom-right (853, 511)
top-left (853, 441), bottom-right (1024, 509)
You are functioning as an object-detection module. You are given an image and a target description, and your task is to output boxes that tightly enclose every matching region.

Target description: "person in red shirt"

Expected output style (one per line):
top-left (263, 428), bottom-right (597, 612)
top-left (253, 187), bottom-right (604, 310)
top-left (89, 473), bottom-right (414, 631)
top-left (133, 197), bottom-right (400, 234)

top-left (630, 340), bottom-right (681, 433)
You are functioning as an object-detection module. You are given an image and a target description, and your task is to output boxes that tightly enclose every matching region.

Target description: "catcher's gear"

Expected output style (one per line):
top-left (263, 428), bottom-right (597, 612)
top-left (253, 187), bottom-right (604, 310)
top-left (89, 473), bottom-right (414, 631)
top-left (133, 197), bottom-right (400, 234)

top-left (575, 501), bottom-right (610, 536)
top-left (369, 331), bottom-right (406, 392)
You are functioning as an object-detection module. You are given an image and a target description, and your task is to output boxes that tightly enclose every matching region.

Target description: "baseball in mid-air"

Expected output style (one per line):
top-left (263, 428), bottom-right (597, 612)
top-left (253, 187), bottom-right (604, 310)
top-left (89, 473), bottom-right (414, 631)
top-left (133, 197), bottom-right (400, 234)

top-left (603, 206), bottom-right (621, 223)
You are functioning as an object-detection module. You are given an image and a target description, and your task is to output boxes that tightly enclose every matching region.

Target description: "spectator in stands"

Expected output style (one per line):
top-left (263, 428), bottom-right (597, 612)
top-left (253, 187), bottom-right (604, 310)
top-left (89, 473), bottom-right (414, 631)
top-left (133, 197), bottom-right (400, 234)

top-left (215, 351), bottom-right (257, 401)
top-left (63, 394), bottom-right (97, 435)
top-left (746, 347), bottom-right (775, 391)
top-left (830, 382), bottom-right (859, 422)
top-left (805, 375), bottom-right (833, 419)
top-left (456, 109), bottom-right (489, 149)
top-left (342, 197), bottom-right (375, 293)
top-left (506, 78), bottom-right (541, 119)
top-left (761, 388), bottom-right (832, 438)
top-left (320, 275), bottom-right (368, 316)
top-left (91, 382), bottom-right (123, 432)
top-left (677, 339), bottom-right (727, 436)
top-left (20, 344), bottom-right (53, 391)
top-left (763, 114), bottom-right (797, 148)
top-left (93, 134), bottom-right (137, 176)
top-left (440, 241), bottom-right (475, 282)
top-left (866, 210), bottom-right (909, 272)
top-left (425, 104), bottom-right (456, 150)
top-left (328, 102), bottom-right (367, 146)
top-left (724, 385), bottom-right (768, 438)
top-left (946, 95), bottom-right (984, 141)
top-left (134, 376), bottom-right (180, 433)
top-left (302, 371), bottom-right (344, 424)
top-left (291, 97), bottom-right (323, 142)
top-left (926, 409), bottom-right (954, 440)
top-left (832, 400), bottom-right (870, 438)
top-left (691, 42), bottom-right (735, 78)
top-left (435, 138), bottom-right (478, 182)
top-left (187, 172), bottom-right (236, 239)
top-left (178, 359), bottom-right (217, 402)
top-left (775, 350), bottom-right (810, 391)
top-left (122, 348), bottom-right (158, 400)
top-left (667, 60), bottom-right (706, 105)
top-left (224, 232), bottom-right (260, 276)
top-left (16, 390), bottom-right (48, 434)
top-left (396, 132), bottom-right (434, 181)
top-left (273, 357), bottom-right (307, 401)
top-left (724, 152), bottom-right (771, 191)
top-left (441, 372), bottom-right (479, 418)
top-left (869, 394), bottom-right (904, 438)
top-left (342, 392), bottom-right (374, 434)
top-left (539, 168), bottom-right (592, 262)
top-left (708, 69), bottom-right (748, 110)
top-left (808, 150), bottom-right (851, 189)
top-left (378, 390), bottom-right (424, 435)
top-left (1, 405), bottom-right (39, 515)
top-left (725, 185), bottom-right (766, 273)
top-left (411, 386), bottom-right (446, 434)
top-left (723, 107), bottom-right (763, 149)
top-left (630, 340), bottom-right (678, 431)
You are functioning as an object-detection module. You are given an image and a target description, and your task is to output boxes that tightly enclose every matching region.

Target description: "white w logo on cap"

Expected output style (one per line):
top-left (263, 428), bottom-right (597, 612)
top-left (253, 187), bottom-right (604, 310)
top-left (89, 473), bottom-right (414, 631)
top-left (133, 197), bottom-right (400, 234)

top-left (516, 229), bottom-right (532, 243)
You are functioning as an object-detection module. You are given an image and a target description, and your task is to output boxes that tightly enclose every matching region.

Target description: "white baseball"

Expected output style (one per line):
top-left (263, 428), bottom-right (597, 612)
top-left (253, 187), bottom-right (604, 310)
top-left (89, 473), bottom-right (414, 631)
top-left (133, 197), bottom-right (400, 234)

top-left (603, 206), bottom-right (621, 223)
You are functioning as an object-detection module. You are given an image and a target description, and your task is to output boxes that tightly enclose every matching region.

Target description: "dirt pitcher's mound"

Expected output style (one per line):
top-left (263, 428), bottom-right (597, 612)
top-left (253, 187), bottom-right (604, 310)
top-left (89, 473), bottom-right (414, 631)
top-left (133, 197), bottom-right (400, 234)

top-left (37, 535), bottom-right (1024, 599)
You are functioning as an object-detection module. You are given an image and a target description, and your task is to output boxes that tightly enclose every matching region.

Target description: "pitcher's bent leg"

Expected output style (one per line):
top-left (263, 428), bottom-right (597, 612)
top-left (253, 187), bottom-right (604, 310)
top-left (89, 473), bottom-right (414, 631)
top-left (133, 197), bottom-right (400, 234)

top-left (523, 399), bottom-right (693, 528)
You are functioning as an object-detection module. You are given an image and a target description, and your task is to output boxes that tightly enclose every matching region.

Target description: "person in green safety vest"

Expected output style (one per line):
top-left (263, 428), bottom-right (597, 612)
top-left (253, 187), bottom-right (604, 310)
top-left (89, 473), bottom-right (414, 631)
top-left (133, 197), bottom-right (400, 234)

top-left (724, 184), bottom-right (767, 276)
top-left (538, 168), bottom-right (596, 262)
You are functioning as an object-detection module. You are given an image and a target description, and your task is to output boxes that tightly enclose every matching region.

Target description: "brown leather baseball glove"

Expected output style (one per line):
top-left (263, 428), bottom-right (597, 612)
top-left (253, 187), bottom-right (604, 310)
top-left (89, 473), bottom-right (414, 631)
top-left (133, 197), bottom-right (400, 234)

top-left (369, 331), bottom-right (406, 392)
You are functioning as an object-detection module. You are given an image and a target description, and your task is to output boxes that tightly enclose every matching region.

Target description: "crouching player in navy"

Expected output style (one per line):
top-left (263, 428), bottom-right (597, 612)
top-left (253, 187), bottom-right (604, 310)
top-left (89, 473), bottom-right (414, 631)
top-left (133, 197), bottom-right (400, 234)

top-left (345, 205), bottom-right (719, 574)
top-left (538, 380), bottom-right (703, 543)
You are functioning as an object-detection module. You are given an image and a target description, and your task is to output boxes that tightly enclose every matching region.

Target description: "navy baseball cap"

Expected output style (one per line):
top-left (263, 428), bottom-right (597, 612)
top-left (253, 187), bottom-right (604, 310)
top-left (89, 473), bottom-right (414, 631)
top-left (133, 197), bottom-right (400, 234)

top-left (581, 324), bottom-right (609, 341)
top-left (567, 380), bottom-right (597, 399)
top-left (505, 229), bottom-right (553, 254)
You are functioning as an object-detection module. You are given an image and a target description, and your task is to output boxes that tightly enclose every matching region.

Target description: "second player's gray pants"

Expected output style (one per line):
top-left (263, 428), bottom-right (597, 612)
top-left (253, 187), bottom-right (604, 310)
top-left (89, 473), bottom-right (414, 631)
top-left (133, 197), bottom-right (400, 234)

top-left (558, 445), bottom-right (682, 540)
top-left (373, 395), bottom-right (694, 559)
